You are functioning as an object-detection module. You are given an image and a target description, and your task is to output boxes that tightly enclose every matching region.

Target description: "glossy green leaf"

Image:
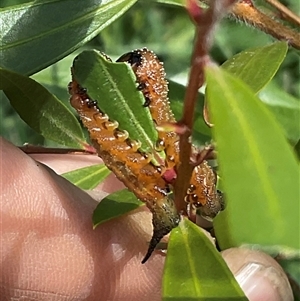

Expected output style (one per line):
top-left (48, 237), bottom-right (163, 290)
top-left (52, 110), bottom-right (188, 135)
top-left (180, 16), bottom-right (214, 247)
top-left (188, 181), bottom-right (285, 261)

top-left (0, 67), bottom-right (85, 147)
top-left (162, 218), bottom-right (247, 301)
top-left (205, 66), bottom-right (299, 253)
top-left (222, 42), bottom-right (288, 93)
top-left (0, 0), bottom-right (137, 75)
top-left (62, 164), bottom-right (110, 190)
top-left (168, 80), bottom-right (212, 145)
top-left (93, 189), bottom-right (143, 228)
top-left (259, 82), bottom-right (300, 146)
top-left (72, 50), bottom-right (160, 157)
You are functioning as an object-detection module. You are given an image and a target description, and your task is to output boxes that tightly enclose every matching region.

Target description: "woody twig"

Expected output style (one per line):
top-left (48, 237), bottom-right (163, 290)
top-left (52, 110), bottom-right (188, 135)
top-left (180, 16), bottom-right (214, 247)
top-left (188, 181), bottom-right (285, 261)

top-left (231, 0), bottom-right (300, 50)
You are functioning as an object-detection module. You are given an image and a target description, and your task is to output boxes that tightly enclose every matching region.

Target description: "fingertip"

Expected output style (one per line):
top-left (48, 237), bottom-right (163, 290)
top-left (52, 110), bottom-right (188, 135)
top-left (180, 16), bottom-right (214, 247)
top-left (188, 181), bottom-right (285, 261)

top-left (235, 263), bottom-right (285, 301)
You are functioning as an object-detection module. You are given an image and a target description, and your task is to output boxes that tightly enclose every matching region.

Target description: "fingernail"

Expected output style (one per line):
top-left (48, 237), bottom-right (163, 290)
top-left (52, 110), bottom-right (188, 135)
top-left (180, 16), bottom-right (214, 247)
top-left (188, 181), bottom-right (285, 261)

top-left (235, 263), bottom-right (288, 301)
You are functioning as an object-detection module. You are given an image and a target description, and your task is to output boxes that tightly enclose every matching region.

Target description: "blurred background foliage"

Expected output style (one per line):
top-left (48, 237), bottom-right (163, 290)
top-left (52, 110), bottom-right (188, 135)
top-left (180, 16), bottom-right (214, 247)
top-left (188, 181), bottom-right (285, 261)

top-left (1, 0), bottom-right (299, 146)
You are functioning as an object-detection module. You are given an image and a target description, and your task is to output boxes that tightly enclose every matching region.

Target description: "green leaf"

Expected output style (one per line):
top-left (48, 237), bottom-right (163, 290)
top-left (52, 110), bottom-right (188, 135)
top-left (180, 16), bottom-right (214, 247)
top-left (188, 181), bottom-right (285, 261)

top-left (157, 0), bottom-right (184, 6)
top-left (31, 52), bottom-right (78, 103)
top-left (279, 258), bottom-right (300, 300)
top-left (156, 0), bottom-right (206, 8)
top-left (162, 218), bottom-right (247, 301)
top-left (295, 140), bottom-right (300, 160)
top-left (0, 0), bottom-right (137, 75)
top-left (221, 42), bottom-right (288, 93)
top-left (259, 81), bottom-right (300, 146)
top-left (168, 80), bottom-right (212, 145)
top-left (93, 189), bottom-right (143, 228)
top-left (72, 50), bottom-right (160, 157)
top-left (62, 164), bottom-right (110, 190)
top-left (0, 67), bottom-right (85, 147)
top-left (205, 66), bottom-right (300, 253)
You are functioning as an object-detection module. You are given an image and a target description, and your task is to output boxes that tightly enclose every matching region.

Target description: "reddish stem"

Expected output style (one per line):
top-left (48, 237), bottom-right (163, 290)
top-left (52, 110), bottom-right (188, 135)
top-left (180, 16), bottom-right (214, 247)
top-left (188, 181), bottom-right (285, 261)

top-left (174, 0), bottom-right (236, 213)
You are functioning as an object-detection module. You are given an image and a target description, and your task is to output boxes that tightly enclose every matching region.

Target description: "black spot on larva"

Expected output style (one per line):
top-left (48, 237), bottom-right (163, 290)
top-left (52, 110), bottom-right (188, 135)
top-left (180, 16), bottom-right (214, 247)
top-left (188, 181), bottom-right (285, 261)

top-left (143, 95), bottom-right (151, 107)
top-left (137, 82), bottom-right (146, 91)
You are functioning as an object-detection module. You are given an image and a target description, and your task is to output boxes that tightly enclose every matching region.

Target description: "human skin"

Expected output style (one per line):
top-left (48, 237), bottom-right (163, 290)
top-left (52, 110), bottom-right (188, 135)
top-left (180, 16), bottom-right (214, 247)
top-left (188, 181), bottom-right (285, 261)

top-left (0, 137), bottom-right (293, 301)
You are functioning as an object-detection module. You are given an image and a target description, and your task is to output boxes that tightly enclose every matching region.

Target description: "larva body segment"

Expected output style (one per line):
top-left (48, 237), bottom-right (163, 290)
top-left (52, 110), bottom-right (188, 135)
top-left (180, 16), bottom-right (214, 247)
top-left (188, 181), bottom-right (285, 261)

top-left (69, 77), bottom-right (180, 263)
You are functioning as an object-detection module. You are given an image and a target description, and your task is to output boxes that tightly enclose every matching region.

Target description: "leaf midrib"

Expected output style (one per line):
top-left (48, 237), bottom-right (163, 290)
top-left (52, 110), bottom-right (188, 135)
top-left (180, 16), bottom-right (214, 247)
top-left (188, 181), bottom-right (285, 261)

top-left (181, 223), bottom-right (201, 296)
top-left (69, 165), bottom-right (110, 186)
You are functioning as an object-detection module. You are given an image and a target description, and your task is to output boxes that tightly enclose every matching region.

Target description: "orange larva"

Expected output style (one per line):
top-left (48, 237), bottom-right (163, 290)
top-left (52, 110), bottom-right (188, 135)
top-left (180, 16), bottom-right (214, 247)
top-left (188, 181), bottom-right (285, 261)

top-left (187, 164), bottom-right (224, 218)
top-left (69, 77), bottom-right (168, 202)
top-left (118, 48), bottom-right (223, 219)
top-left (117, 49), bottom-right (179, 170)
top-left (69, 76), bottom-right (180, 263)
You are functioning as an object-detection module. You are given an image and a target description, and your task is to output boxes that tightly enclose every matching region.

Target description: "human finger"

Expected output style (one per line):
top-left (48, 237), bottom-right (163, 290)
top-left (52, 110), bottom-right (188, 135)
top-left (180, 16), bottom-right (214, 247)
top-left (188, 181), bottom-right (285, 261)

top-left (0, 137), bottom-right (165, 301)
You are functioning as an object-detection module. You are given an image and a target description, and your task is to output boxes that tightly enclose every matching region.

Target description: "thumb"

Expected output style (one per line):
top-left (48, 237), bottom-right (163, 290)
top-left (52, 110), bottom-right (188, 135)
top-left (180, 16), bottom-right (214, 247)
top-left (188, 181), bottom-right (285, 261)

top-left (222, 248), bottom-right (293, 301)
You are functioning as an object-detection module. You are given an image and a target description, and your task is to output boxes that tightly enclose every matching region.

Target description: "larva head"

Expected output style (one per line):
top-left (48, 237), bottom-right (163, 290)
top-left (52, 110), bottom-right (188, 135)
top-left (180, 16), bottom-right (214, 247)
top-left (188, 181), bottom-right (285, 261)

top-left (142, 195), bottom-right (180, 264)
top-left (116, 50), bottom-right (143, 71)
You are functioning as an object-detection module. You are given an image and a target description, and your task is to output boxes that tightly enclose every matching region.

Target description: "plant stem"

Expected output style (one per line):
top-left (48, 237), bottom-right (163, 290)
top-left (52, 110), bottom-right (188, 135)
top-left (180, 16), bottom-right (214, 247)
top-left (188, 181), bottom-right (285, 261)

top-left (231, 1), bottom-right (300, 50)
top-left (175, 0), bottom-right (236, 213)
top-left (264, 0), bottom-right (300, 27)
top-left (201, 0), bottom-right (300, 49)
top-left (19, 145), bottom-right (96, 155)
